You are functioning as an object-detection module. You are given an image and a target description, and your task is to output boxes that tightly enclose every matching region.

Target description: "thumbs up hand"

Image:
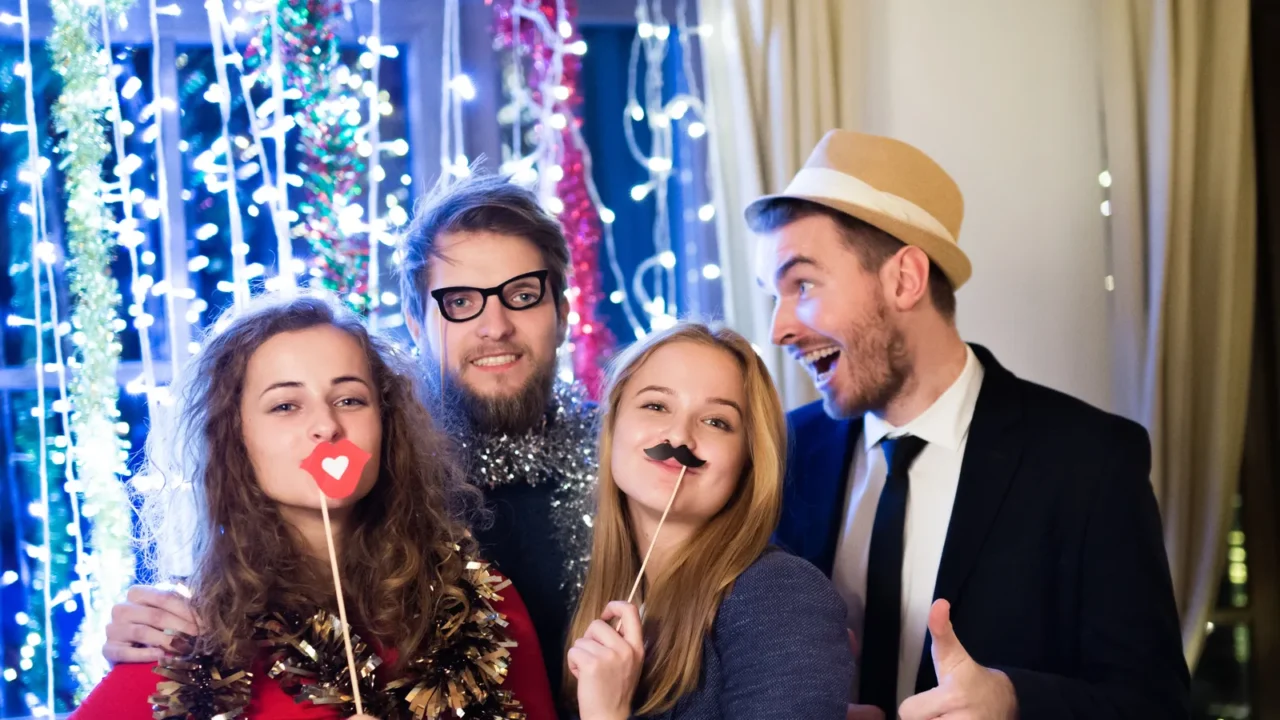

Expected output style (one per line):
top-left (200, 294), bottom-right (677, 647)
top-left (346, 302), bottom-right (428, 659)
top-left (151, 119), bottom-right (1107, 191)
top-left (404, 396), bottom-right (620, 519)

top-left (897, 600), bottom-right (1017, 720)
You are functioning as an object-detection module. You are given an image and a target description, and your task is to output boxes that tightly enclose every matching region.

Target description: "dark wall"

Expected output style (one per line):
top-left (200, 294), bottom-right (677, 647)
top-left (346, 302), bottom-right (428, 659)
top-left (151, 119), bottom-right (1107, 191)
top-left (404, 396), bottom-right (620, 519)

top-left (1244, 1), bottom-right (1280, 718)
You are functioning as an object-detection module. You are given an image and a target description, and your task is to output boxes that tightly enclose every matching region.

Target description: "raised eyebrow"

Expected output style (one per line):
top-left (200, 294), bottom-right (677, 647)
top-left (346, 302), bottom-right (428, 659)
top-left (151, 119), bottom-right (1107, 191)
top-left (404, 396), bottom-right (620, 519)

top-left (634, 384), bottom-right (674, 396)
top-left (774, 255), bottom-right (820, 286)
top-left (327, 376), bottom-right (373, 392)
top-left (260, 380), bottom-right (302, 398)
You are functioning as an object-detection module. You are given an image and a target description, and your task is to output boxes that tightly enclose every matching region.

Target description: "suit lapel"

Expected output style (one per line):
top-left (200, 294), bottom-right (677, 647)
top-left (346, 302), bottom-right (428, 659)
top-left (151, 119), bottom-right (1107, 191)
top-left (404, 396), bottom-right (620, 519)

top-left (792, 414), bottom-right (860, 576)
top-left (808, 412), bottom-right (860, 573)
top-left (916, 344), bottom-right (1026, 691)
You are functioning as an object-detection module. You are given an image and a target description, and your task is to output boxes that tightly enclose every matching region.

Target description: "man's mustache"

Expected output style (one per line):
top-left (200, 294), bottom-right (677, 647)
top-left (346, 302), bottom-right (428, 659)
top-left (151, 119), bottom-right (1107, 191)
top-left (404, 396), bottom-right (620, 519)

top-left (643, 441), bottom-right (706, 468)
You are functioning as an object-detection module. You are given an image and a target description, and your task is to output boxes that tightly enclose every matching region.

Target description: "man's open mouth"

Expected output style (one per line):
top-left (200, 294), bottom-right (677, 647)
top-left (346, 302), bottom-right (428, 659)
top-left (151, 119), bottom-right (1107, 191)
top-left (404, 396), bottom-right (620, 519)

top-left (801, 346), bottom-right (841, 383)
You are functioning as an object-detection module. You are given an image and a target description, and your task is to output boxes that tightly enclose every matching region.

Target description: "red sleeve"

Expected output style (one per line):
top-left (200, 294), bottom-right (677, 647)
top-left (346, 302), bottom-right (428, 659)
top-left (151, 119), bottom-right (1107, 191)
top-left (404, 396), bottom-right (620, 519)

top-left (72, 658), bottom-right (340, 720)
top-left (493, 578), bottom-right (560, 720)
top-left (70, 662), bottom-right (159, 719)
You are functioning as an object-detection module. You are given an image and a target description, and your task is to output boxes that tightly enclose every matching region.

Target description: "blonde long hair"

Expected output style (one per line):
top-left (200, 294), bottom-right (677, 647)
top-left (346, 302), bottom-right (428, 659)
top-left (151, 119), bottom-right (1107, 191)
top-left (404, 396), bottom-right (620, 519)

top-left (564, 322), bottom-right (786, 714)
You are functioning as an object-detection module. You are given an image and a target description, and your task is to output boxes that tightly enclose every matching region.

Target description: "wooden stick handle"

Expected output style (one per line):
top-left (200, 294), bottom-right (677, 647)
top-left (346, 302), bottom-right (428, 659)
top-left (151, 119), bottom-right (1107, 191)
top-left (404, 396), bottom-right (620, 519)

top-left (625, 464), bottom-right (688, 605)
top-left (319, 490), bottom-right (364, 715)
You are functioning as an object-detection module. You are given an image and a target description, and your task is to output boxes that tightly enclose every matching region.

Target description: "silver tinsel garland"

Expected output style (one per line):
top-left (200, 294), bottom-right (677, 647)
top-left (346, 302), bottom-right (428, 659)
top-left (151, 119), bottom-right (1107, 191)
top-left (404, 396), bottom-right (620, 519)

top-left (457, 380), bottom-right (599, 591)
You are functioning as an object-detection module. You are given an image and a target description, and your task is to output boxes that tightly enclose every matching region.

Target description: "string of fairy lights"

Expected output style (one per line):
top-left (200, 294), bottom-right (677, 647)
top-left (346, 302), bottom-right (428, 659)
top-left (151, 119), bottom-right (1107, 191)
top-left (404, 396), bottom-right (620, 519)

top-left (623, 0), bottom-right (719, 330)
top-left (208, 0), bottom-right (292, 298)
top-left (440, 0), bottom-right (468, 179)
top-left (0, 0), bottom-right (721, 712)
top-left (364, 0), bottom-right (384, 325)
top-left (16, 0), bottom-right (55, 714)
top-left (6, 6), bottom-right (71, 713)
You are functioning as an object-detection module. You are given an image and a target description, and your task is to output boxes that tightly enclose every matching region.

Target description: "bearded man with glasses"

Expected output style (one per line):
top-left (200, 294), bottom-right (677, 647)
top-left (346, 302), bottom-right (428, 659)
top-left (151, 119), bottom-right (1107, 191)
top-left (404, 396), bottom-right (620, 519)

top-left (394, 173), bottom-right (598, 698)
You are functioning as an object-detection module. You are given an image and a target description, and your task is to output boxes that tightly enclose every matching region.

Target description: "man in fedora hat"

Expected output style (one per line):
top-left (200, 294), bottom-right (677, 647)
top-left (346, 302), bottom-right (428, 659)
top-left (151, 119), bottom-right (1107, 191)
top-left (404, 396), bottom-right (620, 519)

top-left (748, 130), bottom-right (1189, 719)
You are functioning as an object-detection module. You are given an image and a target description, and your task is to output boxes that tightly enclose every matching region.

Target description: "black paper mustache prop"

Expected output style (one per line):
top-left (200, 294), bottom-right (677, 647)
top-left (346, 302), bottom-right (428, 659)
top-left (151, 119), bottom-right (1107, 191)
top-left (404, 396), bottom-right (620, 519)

top-left (643, 441), bottom-right (706, 468)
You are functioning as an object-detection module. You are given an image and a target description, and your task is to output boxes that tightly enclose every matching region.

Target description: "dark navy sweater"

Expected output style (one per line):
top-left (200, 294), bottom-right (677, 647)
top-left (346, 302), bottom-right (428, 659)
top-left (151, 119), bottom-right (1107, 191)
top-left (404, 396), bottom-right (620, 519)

top-left (475, 481), bottom-right (576, 704)
top-left (639, 548), bottom-right (854, 720)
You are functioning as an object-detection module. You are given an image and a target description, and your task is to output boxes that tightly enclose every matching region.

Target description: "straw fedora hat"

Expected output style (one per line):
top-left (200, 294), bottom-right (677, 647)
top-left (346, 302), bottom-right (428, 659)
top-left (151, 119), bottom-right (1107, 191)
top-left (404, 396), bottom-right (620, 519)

top-left (745, 130), bottom-right (971, 288)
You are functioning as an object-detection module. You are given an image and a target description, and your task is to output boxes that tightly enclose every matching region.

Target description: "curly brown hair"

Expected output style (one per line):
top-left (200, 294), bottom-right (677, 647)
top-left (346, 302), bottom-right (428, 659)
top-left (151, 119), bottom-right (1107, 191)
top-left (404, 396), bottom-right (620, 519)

top-left (141, 294), bottom-right (481, 668)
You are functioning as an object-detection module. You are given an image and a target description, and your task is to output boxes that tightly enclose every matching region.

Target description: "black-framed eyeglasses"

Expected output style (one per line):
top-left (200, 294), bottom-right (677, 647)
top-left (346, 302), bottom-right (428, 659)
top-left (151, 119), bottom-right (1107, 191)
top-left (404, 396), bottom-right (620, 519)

top-left (429, 269), bottom-right (550, 323)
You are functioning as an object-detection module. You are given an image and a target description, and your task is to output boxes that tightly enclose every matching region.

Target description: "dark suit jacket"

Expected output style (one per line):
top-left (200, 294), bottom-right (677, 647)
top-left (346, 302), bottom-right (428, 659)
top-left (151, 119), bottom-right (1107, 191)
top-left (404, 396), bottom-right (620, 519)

top-left (775, 344), bottom-right (1190, 718)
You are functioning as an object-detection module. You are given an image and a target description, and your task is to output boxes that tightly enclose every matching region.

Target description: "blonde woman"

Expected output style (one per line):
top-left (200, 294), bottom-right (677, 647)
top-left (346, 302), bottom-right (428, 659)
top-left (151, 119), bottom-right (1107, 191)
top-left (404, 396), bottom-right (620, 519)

top-left (564, 323), bottom-right (854, 719)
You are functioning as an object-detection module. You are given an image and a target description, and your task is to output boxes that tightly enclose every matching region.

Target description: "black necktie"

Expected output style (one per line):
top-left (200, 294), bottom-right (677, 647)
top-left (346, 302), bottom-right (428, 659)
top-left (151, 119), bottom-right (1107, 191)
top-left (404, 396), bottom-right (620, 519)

top-left (859, 434), bottom-right (928, 715)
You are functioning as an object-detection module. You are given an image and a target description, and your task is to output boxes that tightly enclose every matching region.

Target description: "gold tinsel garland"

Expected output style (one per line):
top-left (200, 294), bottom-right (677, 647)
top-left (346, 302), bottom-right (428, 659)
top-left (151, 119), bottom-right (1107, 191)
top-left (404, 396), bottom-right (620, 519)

top-left (148, 654), bottom-right (252, 720)
top-left (147, 552), bottom-right (525, 719)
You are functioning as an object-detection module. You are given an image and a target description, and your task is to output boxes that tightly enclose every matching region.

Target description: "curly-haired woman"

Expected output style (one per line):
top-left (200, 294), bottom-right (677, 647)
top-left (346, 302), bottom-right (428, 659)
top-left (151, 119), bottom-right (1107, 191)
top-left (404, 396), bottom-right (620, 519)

top-left (73, 295), bottom-right (556, 719)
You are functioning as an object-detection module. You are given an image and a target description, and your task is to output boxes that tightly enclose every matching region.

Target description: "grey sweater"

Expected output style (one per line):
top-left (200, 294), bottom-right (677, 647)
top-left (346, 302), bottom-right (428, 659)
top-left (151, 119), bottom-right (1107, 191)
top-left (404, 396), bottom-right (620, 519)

top-left (639, 548), bottom-right (854, 720)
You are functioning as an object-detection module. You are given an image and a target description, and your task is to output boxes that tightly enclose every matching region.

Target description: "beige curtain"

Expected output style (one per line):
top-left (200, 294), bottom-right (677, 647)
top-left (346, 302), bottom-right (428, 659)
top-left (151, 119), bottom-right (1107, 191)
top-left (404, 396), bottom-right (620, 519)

top-left (1099, 0), bottom-right (1256, 666)
top-left (697, 0), bottom-right (864, 409)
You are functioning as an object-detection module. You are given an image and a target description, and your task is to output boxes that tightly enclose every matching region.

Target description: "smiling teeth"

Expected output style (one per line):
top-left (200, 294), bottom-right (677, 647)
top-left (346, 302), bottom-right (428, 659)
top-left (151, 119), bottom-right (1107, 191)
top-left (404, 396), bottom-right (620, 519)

top-left (472, 354), bottom-right (518, 367)
top-left (800, 347), bottom-right (839, 368)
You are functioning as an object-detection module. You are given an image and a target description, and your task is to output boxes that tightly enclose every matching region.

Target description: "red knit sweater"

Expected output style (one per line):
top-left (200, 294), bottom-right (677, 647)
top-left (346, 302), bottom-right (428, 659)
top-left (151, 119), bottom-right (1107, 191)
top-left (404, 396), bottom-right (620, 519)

top-left (71, 579), bottom-right (558, 720)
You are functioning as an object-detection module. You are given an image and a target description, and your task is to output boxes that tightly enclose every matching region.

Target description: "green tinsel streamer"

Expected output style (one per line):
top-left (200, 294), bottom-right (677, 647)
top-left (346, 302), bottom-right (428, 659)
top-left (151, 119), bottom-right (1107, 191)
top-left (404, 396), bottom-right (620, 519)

top-left (46, 0), bottom-right (139, 697)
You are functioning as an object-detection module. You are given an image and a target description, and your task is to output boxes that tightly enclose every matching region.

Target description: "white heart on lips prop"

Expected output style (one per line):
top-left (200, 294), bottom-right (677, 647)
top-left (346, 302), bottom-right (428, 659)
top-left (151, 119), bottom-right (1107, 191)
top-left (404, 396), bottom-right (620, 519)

top-left (301, 439), bottom-right (372, 500)
top-left (321, 455), bottom-right (350, 480)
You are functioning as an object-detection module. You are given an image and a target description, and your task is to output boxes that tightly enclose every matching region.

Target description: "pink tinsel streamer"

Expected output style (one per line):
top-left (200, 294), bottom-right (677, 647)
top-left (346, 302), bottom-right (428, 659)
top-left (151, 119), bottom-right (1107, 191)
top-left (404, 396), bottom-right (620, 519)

top-left (494, 0), bottom-right (615, 398)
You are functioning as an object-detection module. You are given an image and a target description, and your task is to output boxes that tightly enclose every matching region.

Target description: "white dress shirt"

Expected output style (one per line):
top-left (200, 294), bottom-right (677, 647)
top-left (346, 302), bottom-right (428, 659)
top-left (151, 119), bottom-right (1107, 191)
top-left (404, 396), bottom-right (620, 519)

top-left (833, 345), bottom-right (985, 707)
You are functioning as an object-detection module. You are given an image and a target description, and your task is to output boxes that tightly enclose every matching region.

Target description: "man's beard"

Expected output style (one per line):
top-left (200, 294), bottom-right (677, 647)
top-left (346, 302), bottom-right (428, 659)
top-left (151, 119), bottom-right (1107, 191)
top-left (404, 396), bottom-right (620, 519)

top-left (423, 350), bottom-right (558, 436)
top-left (825, 295), bottom-right (911, 419)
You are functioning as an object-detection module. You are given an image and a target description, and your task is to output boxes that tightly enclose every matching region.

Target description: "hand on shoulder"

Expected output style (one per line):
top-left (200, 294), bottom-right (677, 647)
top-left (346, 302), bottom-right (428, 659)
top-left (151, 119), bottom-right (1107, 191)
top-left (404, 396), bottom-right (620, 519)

top-left (103, 585), bottom-right (199, 665)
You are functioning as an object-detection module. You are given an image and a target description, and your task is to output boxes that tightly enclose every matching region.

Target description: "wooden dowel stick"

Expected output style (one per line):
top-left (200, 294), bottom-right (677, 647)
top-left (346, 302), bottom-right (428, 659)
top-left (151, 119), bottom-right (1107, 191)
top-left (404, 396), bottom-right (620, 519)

top-left (625, 464), bottom-right (688, 605)
top-left (319, 489), bottom-right (363, 715)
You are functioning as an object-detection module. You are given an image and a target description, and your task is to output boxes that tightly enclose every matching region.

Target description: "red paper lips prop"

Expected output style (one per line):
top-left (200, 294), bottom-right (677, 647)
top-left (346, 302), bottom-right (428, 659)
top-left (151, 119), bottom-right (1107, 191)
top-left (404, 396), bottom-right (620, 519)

top-left (300, 438), bottom-right (372, 500)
